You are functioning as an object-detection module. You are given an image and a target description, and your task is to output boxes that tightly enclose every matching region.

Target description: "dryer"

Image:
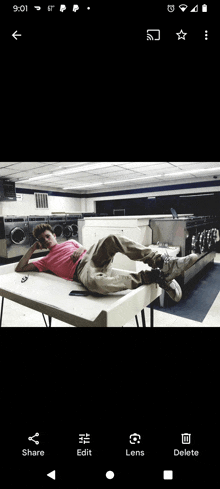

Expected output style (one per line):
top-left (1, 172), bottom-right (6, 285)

top-left (63, 214), bottom-right (82, 241)
top-left (48, 215), bottom-right (67, 243)
top-left (0, 216), bottom-right (30, 258)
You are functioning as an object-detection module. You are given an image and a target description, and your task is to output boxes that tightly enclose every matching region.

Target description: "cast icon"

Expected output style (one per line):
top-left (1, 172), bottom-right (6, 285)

top-left (146, 30), bottom-right (160, 41)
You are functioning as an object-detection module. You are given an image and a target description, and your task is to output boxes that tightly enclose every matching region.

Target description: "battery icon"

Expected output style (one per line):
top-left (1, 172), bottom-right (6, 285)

top-left (202, 4), bottom-right (207, 12)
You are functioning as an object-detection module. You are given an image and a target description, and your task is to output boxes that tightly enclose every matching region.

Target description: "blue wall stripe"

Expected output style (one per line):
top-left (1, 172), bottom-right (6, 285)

top-left (16, 188), bottom-right (80, 198)
top-left (16, 180), bottom-right (220, 199)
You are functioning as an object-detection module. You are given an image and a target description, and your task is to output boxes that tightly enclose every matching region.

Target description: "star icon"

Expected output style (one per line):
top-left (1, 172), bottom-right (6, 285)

top-left (176, 29), bottom-right (187, 40)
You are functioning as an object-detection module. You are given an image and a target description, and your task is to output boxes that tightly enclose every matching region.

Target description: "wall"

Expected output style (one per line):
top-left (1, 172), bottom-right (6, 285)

top-left (0, 187), bottom-right (81, 216)
top-left (1, 179), bottom-right (220, 218)
top-left (84, 180), bottom-right (220, 217)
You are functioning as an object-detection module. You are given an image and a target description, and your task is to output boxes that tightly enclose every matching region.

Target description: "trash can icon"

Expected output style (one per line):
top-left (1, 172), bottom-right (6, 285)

top-left (181, 433), bottom-right (191, 444)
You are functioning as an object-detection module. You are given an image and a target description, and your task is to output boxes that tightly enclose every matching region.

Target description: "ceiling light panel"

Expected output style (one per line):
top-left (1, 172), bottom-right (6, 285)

top-left (2, 162), bottom-right (40, 171)
top-left (0, 162), bottom-right (19, 168)
top-left (160, 173), bottom-right (192, 179)
top-left (101, 170), bottom-right (139, 178)
top-left (89, 166), bottom-right (125, 174)
top-left (191, 167), bottom-right (220, 173)
top-left (0, 169), bottom-right (16, 177)
top-left (55, 163), bottom-right (113, 174)
top-left (131, 163), bottom-right (175, 173)
top-left (33, 164), bottom-right (61, 172)
top-left (177, 163), bottom-right (219, 171)
top-left (120, 162), bottom-right (167, 169)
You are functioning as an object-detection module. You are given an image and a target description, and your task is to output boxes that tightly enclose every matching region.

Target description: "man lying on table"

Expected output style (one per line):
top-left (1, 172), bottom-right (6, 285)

top-left (15, 223), bottom-right (199, 302)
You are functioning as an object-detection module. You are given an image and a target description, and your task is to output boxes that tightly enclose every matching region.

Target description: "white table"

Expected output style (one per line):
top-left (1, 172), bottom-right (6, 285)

top-left (0, 263), bottom-right (161, 327)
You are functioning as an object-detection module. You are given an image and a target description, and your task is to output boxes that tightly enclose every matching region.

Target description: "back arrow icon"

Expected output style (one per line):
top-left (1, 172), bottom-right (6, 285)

top-left (12, 31), bottom-right (22, 40)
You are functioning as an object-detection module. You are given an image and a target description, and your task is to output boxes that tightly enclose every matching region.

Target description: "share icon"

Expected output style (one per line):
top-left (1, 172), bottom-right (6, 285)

top-left (28, 432), bottom-right (40, 445)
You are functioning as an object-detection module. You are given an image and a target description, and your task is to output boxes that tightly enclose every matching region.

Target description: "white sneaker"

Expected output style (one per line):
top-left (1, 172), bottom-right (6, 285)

top-left (161, 251), bottom-right (199, 282)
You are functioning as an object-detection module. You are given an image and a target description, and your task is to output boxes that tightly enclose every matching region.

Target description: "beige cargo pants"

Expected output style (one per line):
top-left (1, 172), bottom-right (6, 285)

top-left (76, 234), bottom-right (163, 295)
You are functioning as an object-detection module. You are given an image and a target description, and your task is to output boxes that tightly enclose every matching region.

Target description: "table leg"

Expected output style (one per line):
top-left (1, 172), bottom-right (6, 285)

top-left (141, 309), bottom-right (146, 327)
top-left (135, 315), bottom-right (140, 327)
top-left (48, 316), bottom-right (52, 327)
top-left (159, 290), bottom-right (165, 307)
top-left (42, 314), bottom-right (48, 327)
top-left (150, 306), bottom-right (154, 327)
top-left (0, 297), bottom-right (4, 327)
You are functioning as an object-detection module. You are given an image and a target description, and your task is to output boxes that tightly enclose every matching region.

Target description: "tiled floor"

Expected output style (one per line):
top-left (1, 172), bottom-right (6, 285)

top-left (1, 254), bottom-right (220, 327)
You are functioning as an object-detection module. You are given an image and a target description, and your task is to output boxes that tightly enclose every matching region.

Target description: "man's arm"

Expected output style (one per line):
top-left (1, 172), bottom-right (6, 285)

top-left (15, 242), bottom-right (42, 272)
top-left (69, 240), bottom-right (86, 263)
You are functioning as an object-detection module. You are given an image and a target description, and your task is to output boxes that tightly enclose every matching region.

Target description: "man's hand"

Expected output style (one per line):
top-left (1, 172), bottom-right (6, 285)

top-left (70, 247), bottom-right (84, 263)
top-left (32, 241), bottom-right (43, 251)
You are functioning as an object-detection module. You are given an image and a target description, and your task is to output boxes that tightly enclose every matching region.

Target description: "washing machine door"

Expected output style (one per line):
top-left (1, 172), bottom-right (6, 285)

top-left (10, 227), bottom-right (26, 245)
top-left (53, 224), bottom-right (63, 237)
top-left (63, 225), bottom-right (72, 239)
top-left (207, 229), bottom-right (212, 250)
top-left (71, 223), bottom-right (78, 238)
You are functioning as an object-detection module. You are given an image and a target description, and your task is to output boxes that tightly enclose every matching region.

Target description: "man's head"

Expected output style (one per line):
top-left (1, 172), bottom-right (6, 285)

top-left (33, 223), bottom-right (57, 249)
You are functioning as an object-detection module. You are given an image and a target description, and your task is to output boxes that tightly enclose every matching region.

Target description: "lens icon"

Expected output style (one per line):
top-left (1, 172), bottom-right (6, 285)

top-left (167, 5), bottom-right (175, 12)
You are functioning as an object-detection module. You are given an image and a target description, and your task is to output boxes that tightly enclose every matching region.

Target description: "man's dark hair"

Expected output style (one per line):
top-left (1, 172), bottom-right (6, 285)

top-left (33, 223), bottom-right (54, 240)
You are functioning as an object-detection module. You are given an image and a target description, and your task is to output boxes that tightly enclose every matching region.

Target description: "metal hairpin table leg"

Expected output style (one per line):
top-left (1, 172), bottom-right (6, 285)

top-left (139, 306), bottom-right (154, 327)
top-left (141, 309), bottom-right (146, 327)
top-left (135, 315), bottom-right (140, 327)
top-left (42, 314), bottom-right (52, 327)
top-left (150, 306), bottom-right (154, 327)
top-left (0, 297), bottom-right (4, 327)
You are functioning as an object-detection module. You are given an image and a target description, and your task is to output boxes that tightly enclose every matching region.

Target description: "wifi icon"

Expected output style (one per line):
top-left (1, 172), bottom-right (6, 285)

top-left (179, 4), bottom-right (188, 11)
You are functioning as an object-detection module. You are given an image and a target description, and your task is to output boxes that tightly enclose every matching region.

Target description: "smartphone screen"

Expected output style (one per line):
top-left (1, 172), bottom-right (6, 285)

top-left (1, 2), bottom-right (219, 486)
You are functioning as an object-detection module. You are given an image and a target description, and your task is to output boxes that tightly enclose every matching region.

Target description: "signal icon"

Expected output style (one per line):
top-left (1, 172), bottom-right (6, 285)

top-left (191, 5), bottom-right (198, 12)
top-left (179, 4), bottom-right (188, 12)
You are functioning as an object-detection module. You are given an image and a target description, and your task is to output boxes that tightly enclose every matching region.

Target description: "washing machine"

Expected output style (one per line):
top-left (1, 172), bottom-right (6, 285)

top-left (0, 216), bottom-right (30, 259)
top-left (48, 215), bottom-right (67, 243)
top-left (28, 215), bottom-right (49, 248)
top-left (63, 214), bottom-right (82, 241)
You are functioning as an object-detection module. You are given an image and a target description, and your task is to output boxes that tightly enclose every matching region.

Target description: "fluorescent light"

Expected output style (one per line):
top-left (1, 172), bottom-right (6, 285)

top-left (63, 183), bottom-right (104, 189)
top-left (179, 193), bottom-right (214, 197)
top-left (191, 167), bottom-right (220, 173)
top-left (105, 175), bottom-right (162, 184)
top-left (154, 167), bottom-right (220, 177)
top-left (18, 163), bottom-right (114, 182)
top-left (55, 163), bottom-right (113, 175)
top-left (18, 174), bottom-right (53, 182)
top-left (169, 167), bottom-right (220, 175)
top-left (165, 171), bottom-right (192, 176)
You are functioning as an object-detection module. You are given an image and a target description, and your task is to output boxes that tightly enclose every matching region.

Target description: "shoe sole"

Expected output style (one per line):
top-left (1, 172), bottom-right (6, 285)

top-left (165, 279), bottom-right (182, 302)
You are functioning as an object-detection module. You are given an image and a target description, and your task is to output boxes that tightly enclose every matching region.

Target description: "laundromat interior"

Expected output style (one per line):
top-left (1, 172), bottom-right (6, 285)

top-left (0, 161), bottom-right (220, 327)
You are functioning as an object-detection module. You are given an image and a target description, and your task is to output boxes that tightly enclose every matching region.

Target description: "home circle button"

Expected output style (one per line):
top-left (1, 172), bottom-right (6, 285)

top-left (106, 471), bottom-right (115, 479)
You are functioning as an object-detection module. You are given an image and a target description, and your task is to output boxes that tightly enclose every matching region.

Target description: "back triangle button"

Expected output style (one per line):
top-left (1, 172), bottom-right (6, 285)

top-left (47, 470), bottom-right (56, 480)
